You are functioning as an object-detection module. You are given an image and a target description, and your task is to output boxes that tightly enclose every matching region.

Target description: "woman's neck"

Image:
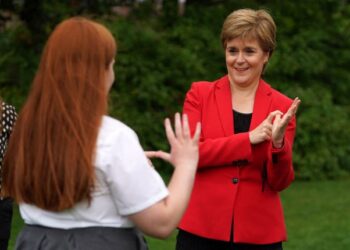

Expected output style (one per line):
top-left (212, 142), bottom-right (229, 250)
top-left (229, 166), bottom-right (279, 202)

top-left (230, 79), bottom-right (260, 113)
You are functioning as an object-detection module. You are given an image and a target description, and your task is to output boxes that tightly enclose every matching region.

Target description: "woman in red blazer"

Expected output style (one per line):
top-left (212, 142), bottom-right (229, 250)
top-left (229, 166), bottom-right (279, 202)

top-left (176, 9), bottom-right (301, 250)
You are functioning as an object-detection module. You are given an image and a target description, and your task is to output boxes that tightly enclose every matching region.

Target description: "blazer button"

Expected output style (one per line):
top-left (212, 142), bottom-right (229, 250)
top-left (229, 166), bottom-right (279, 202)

top-left (232, 178), bottom-right (239, 184)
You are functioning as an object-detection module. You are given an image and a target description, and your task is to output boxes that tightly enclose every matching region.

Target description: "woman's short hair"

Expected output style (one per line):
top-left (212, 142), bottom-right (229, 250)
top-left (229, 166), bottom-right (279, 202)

top-left (220, 9), bottom-right (276, 56)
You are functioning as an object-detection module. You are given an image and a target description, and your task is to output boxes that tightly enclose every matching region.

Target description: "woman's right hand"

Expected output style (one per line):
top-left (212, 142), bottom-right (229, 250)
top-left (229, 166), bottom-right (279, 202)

top-left (145, 113), bottom-right (201, 169)
top-left (249, 110), bottom-right (282, 145)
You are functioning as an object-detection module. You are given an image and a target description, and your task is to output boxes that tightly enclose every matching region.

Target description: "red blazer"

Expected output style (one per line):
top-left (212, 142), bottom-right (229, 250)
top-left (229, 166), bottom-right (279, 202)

top-left (179, 75), bottom-right (296, 244)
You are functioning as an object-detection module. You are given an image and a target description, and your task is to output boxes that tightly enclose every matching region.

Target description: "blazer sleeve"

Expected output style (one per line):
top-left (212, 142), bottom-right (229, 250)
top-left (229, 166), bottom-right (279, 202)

top-left (183, 83), bottom-right (253, 169)
top-left (266, 114), bottom-right (296, 192)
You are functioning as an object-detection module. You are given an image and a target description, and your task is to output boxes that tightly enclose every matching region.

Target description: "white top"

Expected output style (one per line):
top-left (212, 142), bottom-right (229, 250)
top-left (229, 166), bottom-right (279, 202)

top-left (20, 116), bottom-right (169, 229)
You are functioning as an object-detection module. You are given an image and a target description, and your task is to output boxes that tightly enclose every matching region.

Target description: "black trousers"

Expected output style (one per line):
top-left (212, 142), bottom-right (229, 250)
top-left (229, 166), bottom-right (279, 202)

top-left (176, 229), bottom-right (283, 250)
top-left (0, 198), bottom-right (13, 250)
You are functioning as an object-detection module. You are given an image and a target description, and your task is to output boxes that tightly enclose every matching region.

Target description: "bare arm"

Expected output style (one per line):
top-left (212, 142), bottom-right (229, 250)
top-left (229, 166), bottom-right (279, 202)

top-left (130, 113), bottom-right (201, 238)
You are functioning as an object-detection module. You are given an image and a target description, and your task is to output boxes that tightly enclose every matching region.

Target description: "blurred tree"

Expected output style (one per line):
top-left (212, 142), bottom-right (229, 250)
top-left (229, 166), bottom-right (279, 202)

top-left (20, 0), bottom-right (45, 39)
top-left (0, 0), bottom-right (349, 179)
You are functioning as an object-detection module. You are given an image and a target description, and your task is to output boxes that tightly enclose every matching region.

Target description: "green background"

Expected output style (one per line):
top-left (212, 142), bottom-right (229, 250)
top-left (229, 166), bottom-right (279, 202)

top-left (1, 0), bottom-right (350, 249)
top-left (1, 0), bottom-right (349, 180)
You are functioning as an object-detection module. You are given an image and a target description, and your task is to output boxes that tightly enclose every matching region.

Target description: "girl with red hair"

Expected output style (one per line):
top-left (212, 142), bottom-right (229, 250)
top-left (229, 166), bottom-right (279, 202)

top-left (2, 17), bottom-right (200, 250)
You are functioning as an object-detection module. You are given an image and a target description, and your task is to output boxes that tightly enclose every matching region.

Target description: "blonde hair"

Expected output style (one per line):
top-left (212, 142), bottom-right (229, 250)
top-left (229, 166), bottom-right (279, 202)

top-left (221, 9), bottom-right (276, 57)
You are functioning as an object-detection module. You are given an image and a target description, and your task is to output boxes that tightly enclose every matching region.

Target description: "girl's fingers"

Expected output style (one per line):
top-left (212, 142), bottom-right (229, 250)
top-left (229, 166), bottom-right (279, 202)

top-left (166, 113), bottom-right (201, 144)
top-left (182, 114), bottom-right (190, 138)
top-left (152, 151), bottom-right (171, 162)
top-left (174, 112), bottom-right (182, 139)
top-left (164, 118), bottom-right (175, 145)
top-left (145, 151), bottom-right (158, 158)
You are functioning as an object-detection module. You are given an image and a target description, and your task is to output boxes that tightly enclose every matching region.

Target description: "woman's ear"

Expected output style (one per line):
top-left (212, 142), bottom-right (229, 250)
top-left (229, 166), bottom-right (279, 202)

top-left (264, 51), bottom-right (270, 63)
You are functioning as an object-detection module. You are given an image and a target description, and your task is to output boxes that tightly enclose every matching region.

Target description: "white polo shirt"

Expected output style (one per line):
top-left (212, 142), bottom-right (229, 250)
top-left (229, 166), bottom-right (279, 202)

top-left (20, 116), bottom-right (169, 229)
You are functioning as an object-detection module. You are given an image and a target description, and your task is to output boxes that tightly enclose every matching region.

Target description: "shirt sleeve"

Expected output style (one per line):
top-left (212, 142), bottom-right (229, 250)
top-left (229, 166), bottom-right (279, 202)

top-left (105, 127), bottom-right (169, 216)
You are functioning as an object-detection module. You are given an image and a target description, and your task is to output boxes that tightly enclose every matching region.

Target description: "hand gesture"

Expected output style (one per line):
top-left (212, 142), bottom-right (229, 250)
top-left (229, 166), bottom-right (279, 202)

top-left (145, 113), bottom-right (201, 169)
top-left (272, 97), bottom-right (301, 148)
top-left (249, 110), bottom-right (282, 145)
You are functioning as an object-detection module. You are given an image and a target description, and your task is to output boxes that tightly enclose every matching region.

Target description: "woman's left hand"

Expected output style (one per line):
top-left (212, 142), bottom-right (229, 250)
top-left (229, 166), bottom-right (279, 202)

top-left (272, 97), bottom-right (301, 148)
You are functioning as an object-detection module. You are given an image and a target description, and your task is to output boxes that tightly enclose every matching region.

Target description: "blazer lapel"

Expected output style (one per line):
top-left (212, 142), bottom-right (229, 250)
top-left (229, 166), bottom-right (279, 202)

top-left (214, 76), bottom-right (234, 137)
top-left (250, 79), bottom-right (273, 130)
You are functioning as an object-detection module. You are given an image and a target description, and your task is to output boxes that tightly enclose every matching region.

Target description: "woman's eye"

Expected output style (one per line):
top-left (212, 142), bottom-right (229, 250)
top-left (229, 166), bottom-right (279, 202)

top-left (228, 49), bottom-right (238, 54)
top-left (245, 49), bottom-right (255, 54)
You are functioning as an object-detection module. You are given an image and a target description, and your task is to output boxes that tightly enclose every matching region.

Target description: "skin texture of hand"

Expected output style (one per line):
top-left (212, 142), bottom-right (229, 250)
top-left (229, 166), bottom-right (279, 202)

top-left (130, 113), bottom-right (201, 238)
top-left (249, 110), bottom-right (282, 145)
top-left (249, 97), bottom-right (301, 147)
top-left (272, 97), bottom-right (301, 148)
top-left (145, 113), bottom-right (201, 169)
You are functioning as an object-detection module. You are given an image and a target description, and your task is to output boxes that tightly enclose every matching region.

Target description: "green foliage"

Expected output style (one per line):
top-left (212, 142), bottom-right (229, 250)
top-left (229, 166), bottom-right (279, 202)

top-left (0, 0), bottom-right (349, 179)
top-left (287, 86), bottom-right (350, 180)
top-left (0, 24), bottom-right (39, 106)
top-left (106, 16), bottom-right (223, 174)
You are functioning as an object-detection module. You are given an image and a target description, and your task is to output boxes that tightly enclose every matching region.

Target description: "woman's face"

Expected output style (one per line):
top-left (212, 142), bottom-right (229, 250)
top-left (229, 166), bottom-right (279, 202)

top-left (225, 38), bottom-right (269, 88)
top-left (105, 59), bottom-right (115, 92)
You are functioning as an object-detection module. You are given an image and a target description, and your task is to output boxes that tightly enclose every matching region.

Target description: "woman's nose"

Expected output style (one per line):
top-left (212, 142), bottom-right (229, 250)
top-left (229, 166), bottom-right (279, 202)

top-left (236, 52), bottom-right (245, 63)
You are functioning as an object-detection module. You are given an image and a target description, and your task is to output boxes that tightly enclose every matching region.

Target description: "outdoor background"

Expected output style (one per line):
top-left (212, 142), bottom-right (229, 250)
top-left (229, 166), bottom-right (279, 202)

top-left (1, 0), bottom-right (349, 249)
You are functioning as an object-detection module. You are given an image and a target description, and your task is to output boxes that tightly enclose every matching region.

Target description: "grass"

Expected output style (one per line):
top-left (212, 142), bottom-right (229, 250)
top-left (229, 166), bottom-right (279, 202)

top-left (8, 180), bottom-right (350, 250)
top-left (282, 179), bottom-right (350, 249)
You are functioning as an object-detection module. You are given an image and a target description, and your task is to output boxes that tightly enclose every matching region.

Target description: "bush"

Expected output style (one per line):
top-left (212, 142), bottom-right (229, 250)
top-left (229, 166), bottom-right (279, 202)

top-left (0, 0), bottom-right (349, 180)
top-left (287, 86), bottom-right (350, 180)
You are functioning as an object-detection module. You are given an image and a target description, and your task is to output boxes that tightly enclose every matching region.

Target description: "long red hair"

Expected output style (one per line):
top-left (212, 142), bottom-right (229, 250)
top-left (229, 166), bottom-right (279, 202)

top-left (2, 17), bottom-right (116, 211)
